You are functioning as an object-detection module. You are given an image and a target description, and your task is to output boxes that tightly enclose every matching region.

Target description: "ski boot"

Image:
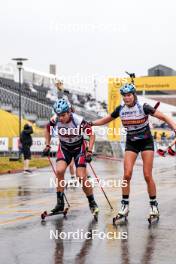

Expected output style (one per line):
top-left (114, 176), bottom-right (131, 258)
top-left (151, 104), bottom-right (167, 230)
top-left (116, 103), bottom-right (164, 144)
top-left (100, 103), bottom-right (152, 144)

top-left (89, 200), bottom-right (99, 221)
top-left (148, 201), bottom-right (159, 225)
top-left (41, 198), bottom-right (67, 221)
top-left (113, 200), bottom-right (129, 225)
top-left (51, 201), bottom-right (64, 214)
top-left (23, 169), bottom-right (33, 174)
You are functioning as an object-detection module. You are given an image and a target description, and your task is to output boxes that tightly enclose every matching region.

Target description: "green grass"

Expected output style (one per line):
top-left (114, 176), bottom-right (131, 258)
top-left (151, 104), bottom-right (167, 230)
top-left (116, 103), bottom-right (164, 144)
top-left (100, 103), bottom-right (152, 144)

top-left (0, 157), bottom-right (49, 174)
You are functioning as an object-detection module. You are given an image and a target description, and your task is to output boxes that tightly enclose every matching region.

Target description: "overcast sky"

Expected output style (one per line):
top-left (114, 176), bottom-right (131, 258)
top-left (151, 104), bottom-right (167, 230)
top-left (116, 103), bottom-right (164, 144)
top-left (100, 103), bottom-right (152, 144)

top-left (0, 0), bottom-right (175, 101)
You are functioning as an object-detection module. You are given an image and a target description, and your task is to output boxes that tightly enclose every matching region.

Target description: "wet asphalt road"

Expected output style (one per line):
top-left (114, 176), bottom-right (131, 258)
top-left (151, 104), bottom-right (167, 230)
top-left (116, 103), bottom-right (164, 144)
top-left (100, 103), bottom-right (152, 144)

top-left (0, 155), bottom-right (176, 264)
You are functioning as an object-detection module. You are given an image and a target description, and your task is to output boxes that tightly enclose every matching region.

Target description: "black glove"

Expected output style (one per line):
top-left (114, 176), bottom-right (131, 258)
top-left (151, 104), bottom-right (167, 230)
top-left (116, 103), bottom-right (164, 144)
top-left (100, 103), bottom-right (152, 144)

top-left (42, 145), bottom-right (51, 157)
top-left (85, 150), bottom-right (93, 163)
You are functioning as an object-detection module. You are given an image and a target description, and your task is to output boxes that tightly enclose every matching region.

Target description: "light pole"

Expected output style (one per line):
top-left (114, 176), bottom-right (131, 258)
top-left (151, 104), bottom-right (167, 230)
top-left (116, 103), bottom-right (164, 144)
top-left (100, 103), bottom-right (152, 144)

top-left (12, 58), bottom-right (28, 160)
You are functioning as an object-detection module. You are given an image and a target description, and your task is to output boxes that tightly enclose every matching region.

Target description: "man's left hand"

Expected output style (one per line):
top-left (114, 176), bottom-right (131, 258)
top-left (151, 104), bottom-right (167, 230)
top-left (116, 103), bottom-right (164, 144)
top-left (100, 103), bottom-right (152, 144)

top-left (85, 150), bottom-right (93, 163)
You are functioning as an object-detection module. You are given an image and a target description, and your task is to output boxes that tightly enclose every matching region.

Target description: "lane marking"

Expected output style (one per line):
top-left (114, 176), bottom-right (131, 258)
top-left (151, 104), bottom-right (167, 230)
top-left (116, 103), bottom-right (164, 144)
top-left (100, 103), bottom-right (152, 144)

top-left (0, 184), bottom-right (175, 226)
top-left (0, 213), bottom-right (41, 225)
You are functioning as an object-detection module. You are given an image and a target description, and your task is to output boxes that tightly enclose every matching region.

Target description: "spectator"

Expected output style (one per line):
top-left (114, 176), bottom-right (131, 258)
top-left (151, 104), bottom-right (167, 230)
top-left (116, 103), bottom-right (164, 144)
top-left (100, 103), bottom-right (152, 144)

top-left (20, 124), bottom-right (33, 173)
top-left (154, 131), bottom-right (157, 140)
top-left (161, 132), bottom-right (167, 146)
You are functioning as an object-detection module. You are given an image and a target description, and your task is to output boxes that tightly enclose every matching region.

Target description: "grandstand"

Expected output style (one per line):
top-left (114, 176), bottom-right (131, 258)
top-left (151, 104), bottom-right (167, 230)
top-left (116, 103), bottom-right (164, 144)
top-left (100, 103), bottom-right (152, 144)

top-left (0, 65), bottom-right (107, 127)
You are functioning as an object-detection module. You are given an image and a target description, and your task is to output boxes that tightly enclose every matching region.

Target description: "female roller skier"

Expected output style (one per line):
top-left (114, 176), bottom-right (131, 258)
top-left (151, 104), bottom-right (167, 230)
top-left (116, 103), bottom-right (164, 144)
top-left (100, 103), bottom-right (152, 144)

top-left (88, 83), bottom-right (176, 223)
top-left (43, 98), bottom-right (99, 218)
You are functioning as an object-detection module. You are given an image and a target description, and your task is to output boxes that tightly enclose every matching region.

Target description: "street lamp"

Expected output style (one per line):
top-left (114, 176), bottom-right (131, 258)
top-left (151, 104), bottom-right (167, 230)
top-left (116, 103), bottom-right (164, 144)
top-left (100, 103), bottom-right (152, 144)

top-left (12, 58), bottom-right (28, 160)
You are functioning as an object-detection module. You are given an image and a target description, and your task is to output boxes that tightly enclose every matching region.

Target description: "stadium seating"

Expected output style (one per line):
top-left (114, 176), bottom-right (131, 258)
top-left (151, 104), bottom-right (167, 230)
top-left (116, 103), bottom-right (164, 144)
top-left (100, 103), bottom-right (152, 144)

top-left (0, 76), bottom-right (107, 126)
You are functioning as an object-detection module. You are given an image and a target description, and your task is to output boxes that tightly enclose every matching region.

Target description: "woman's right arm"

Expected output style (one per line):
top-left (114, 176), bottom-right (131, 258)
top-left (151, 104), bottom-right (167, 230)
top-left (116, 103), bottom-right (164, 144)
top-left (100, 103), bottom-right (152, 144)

top-left (92, 115), bottom-right (114, 126)
top-left (92, 105), bottom-right (121, 126)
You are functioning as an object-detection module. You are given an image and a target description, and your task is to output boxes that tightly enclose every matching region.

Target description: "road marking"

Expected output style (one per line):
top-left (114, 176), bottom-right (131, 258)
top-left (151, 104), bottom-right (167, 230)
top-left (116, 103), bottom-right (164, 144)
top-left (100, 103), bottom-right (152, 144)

top-left (0, 184), bottom-right (175, 226)
top-left (0, 209), bottom-right (47, 215)
top-left (0, 213), bottom-right (41, 225)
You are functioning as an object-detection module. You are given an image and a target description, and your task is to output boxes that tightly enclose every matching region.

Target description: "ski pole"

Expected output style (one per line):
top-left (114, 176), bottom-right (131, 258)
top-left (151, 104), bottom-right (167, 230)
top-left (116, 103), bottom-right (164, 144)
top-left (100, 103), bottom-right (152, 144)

top-left (88, 162), bottom-right (114, 210)
top-left (47, 156), bottom-right (70, 207)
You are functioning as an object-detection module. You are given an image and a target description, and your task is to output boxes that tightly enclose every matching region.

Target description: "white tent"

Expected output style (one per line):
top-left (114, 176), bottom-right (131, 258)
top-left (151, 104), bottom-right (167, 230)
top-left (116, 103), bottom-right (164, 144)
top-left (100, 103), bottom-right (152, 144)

top-left (138, 96), bottom-right (176, 115)
top-left (138, 95), bottom-right (176, 124)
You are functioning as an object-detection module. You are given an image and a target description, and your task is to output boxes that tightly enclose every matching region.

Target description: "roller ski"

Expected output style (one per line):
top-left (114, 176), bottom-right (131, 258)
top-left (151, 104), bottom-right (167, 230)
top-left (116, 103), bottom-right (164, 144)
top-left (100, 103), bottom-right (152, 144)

top-left (148, 201), bottom-right (159, 225)
top-left (41, 199), bottom-right (68, 221)
top-left (23, 169), bottom-right (33, 174)
top-left (157, 147), bottom-right (176, 157)
top-left (113, 200), bottom-right (129, 225)
top-left (89, 200), bottom-right (99, 221)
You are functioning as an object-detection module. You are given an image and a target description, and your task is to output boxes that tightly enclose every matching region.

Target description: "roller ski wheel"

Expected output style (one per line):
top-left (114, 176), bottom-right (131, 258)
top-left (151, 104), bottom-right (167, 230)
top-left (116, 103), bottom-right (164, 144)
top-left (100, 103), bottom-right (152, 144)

top-left (41, 208), bottom-right (68, 221)
top-left (41, 211), bottom-right (47, 220)
top-left (148, 214), bottom-right (159, 225)
top-left (113, 214), bottom-right (128, 225)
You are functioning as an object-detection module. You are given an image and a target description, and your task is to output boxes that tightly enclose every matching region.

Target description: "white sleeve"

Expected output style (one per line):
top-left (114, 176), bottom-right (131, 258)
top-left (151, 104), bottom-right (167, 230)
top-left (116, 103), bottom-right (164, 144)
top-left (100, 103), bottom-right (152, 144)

top-left (72, 113), bottom-right (84, 126)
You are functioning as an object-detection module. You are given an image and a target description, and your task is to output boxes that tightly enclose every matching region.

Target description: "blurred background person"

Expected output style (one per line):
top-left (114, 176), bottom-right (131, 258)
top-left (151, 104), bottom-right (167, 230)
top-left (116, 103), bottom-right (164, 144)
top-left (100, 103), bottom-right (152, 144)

top-left (19, 124), bottom-right (33, 173)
